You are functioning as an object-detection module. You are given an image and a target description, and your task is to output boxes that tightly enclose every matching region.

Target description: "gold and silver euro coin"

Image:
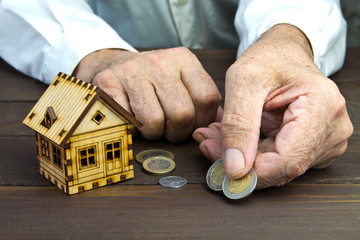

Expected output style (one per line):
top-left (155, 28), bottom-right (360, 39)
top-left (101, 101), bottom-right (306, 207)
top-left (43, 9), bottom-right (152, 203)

top-left (142, 156), bottom-right (176, 175)
top-left (222, 168), bottom-right (257, 200)
top-left (206, 158), bottom-right (226, 191)
top-left (136, 149), bottom-right (174, 164)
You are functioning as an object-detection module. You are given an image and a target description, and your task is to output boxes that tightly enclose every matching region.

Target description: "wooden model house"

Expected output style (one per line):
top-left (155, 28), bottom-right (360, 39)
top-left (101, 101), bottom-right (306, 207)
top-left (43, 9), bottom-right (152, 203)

top-left (23, 72), bottom-right (142, 195)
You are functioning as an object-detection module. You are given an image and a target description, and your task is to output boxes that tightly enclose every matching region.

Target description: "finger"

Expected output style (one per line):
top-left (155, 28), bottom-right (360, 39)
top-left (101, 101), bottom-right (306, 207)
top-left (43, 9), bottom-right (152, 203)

top-left (192, 122), bottom-right (222, 144)
top-left (254, 152), bottom-right (284, 189)
top-left (179, 49), bottom-right (221, 128)
top-left (312, 140), bottom-right (348, 169)
top-left (104, 70), bottom-right (166, 140)
top-left (93, 73), bottom-right (142, 137)
top-left (199, 138), bottom-right (223, 162)
top-left (221, 71), bottom-right (267, 179)
top-left (182, 69), bottom-right (221, 127)
top-left (255, 96), bottom-right (318, 188)
top-left (215, 106), bottom-right (224, 122)
top-left (208, 122), bottom-right (222, 131)
top-left (92, 72), bottom-right (132, 114)
top-left (153, 75), bottom-right (196, 142)
top-left (111, 93), bottom-right (140, 137)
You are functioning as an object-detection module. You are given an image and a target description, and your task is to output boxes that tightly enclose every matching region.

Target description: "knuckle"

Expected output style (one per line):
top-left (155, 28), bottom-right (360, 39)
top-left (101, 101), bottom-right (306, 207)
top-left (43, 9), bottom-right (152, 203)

top-left (143, 47), bottom-right (194, 64)
top-left (334, 140), bottom-right (349, 158)
top-left (340, 116), bottom-right (354, 141)
top-left (313, 158), bottom-right (335, 169)
top-left (337, 93), bottom-right (347, 110)
top-left (142, 114), bottom-right (165, 129)
top-left (285, 158), bottom-right (310, 180)
top-left (172, 47), bottom-right (198, 62)
top-left (194, 90), bottom-right (221, 109)
top-left (173, 46), bottom-right (193, 56)
top-left (319, 80), bottom-right (353, 140)
top-left (140, 114), bottom-right (165, 140)
top-left (142, 51), bottom-right (162, 64)
top-left (324, 80), bottom-right (346, 111)
top-left (226, 63), bottom-right (254, 83)
top-left (346, 120), bottom-right (354, 138)
top-left (119, 59), bottom-right (139, 76)
top-left (332, 94), bottom-right (348, 117)
top-left (93, 69), bottom-right (114, 84)
top-left (225, 64), bottom-right (238, 79)
top-left (169, 107), bottom-right (195, 127)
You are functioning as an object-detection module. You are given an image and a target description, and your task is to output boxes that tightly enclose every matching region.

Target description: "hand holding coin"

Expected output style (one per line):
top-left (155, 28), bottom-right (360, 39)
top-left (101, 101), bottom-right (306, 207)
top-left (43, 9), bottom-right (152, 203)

top-left (206, 158), bottom-right (257, 200)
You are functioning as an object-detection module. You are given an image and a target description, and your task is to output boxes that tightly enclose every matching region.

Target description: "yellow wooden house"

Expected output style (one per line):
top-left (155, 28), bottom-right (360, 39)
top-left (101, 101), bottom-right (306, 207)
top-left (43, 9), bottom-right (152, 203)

top-left (23, 72), bottom-right (142, 195)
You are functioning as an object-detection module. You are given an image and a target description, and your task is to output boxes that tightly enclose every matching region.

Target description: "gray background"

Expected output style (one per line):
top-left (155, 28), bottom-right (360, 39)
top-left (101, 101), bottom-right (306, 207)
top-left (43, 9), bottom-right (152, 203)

top-left (341, 0), bottom-right (360, 47)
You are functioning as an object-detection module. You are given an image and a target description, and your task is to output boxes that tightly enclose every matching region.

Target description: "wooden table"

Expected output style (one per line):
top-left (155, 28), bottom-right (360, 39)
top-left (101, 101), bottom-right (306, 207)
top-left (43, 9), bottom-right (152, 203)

top-left (0, 49), bottom-right (359, 240)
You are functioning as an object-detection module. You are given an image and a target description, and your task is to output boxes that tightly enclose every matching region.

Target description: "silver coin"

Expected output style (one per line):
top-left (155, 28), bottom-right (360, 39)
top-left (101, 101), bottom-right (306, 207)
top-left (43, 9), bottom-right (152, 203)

top-left (159, 176), bottom-right (187, 189)
top-left (206, 158), bottom-right (226, 191)
top-left (222, 168), bottom-right (257, 200)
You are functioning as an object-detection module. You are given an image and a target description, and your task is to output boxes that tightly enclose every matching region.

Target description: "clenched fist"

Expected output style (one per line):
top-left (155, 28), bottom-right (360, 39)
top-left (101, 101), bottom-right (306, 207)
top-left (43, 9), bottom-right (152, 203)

top-left (74, 47), bottom-right (221, 142)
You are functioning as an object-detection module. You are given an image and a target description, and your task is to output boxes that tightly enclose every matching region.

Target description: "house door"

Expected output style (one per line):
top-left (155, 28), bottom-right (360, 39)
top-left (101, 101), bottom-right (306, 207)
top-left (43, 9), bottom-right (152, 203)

top-left (104, 139), bottom-right (123, 176)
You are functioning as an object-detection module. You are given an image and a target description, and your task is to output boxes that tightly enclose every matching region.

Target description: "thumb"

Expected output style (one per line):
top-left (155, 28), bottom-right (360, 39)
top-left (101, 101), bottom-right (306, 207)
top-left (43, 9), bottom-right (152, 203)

top-left (221, 78), bottom-right (266, 179)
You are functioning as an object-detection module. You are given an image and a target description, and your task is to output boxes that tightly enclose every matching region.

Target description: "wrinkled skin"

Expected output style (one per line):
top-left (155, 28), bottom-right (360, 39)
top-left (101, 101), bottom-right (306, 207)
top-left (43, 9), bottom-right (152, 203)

top-left (74, 47), bottom-right (221, 142)
top-left (193, 24), bottom-right (353, 188)
top-left (74, 24), bottom-right (353, 189)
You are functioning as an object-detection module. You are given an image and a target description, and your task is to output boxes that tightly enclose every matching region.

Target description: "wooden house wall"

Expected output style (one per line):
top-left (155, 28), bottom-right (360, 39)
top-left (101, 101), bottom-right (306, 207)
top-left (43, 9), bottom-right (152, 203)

top-left (36, 133), bottom-right (67, 193)
top-left (72, 97), bottom-right (130, 136)
top-left (66, 125), bottom-right (133, 194)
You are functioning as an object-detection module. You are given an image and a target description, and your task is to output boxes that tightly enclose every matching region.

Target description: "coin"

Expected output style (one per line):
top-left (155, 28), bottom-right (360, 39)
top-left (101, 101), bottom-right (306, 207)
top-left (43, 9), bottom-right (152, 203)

top-left (159, 176), bottom-right (187, 189)
top-left (222, 168), bottom-right (257, 200)
top-left (206, 158), bottom-right (226, 191)
top-left (136, 149), bottom-right (174, 164)
top-left (142, 156), bottom-right (176, 175)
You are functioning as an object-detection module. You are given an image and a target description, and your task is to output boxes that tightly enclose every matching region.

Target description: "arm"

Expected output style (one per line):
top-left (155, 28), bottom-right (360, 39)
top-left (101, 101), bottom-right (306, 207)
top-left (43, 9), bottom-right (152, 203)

top-left (0, 0), bottom-right (136, 84)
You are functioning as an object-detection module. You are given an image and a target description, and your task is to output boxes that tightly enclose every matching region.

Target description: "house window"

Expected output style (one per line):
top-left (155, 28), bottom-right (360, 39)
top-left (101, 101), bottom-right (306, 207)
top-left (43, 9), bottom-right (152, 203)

top-left (105, 141), bottom-right (121, 161)
top-left (40, 137), bottom-right (49, 159)
top-left (52, 144), bottom-right (62, 169)
top-left (79, 146), bottom-right (96, 168)
top-left (92, 111), bottom-right (105, 125)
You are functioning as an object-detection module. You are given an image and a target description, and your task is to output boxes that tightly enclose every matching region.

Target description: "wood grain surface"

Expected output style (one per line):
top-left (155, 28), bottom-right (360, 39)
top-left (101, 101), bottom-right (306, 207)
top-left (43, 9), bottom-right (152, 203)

top-left (0, 49), bottom-right (359, 240)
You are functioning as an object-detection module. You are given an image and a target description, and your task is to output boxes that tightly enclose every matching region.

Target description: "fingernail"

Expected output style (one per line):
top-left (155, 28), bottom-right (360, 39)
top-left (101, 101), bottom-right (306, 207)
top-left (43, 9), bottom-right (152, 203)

top-left (199, 144), bottom-right (211, 160)
top-left (224, 148), bottom-right (245, 177)
top-left (192, 131), bottom-right (206, 143)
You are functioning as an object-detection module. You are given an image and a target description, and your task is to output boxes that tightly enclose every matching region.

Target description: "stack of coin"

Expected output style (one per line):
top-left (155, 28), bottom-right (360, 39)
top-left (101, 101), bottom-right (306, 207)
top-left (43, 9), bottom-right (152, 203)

top-left (142, 156), bottom-right (176, 175)
top-left (206, 158), bottom-right (257, 200)
top-left (136, 149), bottom-right (176, 175)
top-left (136, 149), bottom-right (188, 189)
top-left (136, 149), bottom-right (174, 164)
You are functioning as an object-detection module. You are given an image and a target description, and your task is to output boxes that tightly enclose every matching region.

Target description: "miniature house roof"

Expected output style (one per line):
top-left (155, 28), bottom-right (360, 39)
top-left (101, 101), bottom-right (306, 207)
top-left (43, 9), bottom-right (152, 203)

top-left (23, 72), bottom-right (142, 147)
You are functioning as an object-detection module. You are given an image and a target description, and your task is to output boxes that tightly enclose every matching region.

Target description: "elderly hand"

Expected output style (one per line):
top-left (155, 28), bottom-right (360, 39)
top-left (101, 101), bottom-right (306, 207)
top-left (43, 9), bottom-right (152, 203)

top-left (193, 24), bottom-right (353, 189)
top-left (73, 47), bottom-right (221, 142)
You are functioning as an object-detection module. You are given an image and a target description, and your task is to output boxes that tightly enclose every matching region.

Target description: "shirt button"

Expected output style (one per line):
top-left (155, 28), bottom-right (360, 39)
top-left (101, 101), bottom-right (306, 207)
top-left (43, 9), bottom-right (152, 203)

top-left (178, 0), bottom-right (185, 6)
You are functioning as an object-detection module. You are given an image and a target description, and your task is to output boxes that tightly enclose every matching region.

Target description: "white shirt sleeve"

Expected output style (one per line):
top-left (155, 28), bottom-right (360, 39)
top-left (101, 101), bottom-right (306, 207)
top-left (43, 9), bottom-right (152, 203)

top-left (235, 0), bottom-right (347, 77)
top-left (0, 0), bottom-right (137, 84)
